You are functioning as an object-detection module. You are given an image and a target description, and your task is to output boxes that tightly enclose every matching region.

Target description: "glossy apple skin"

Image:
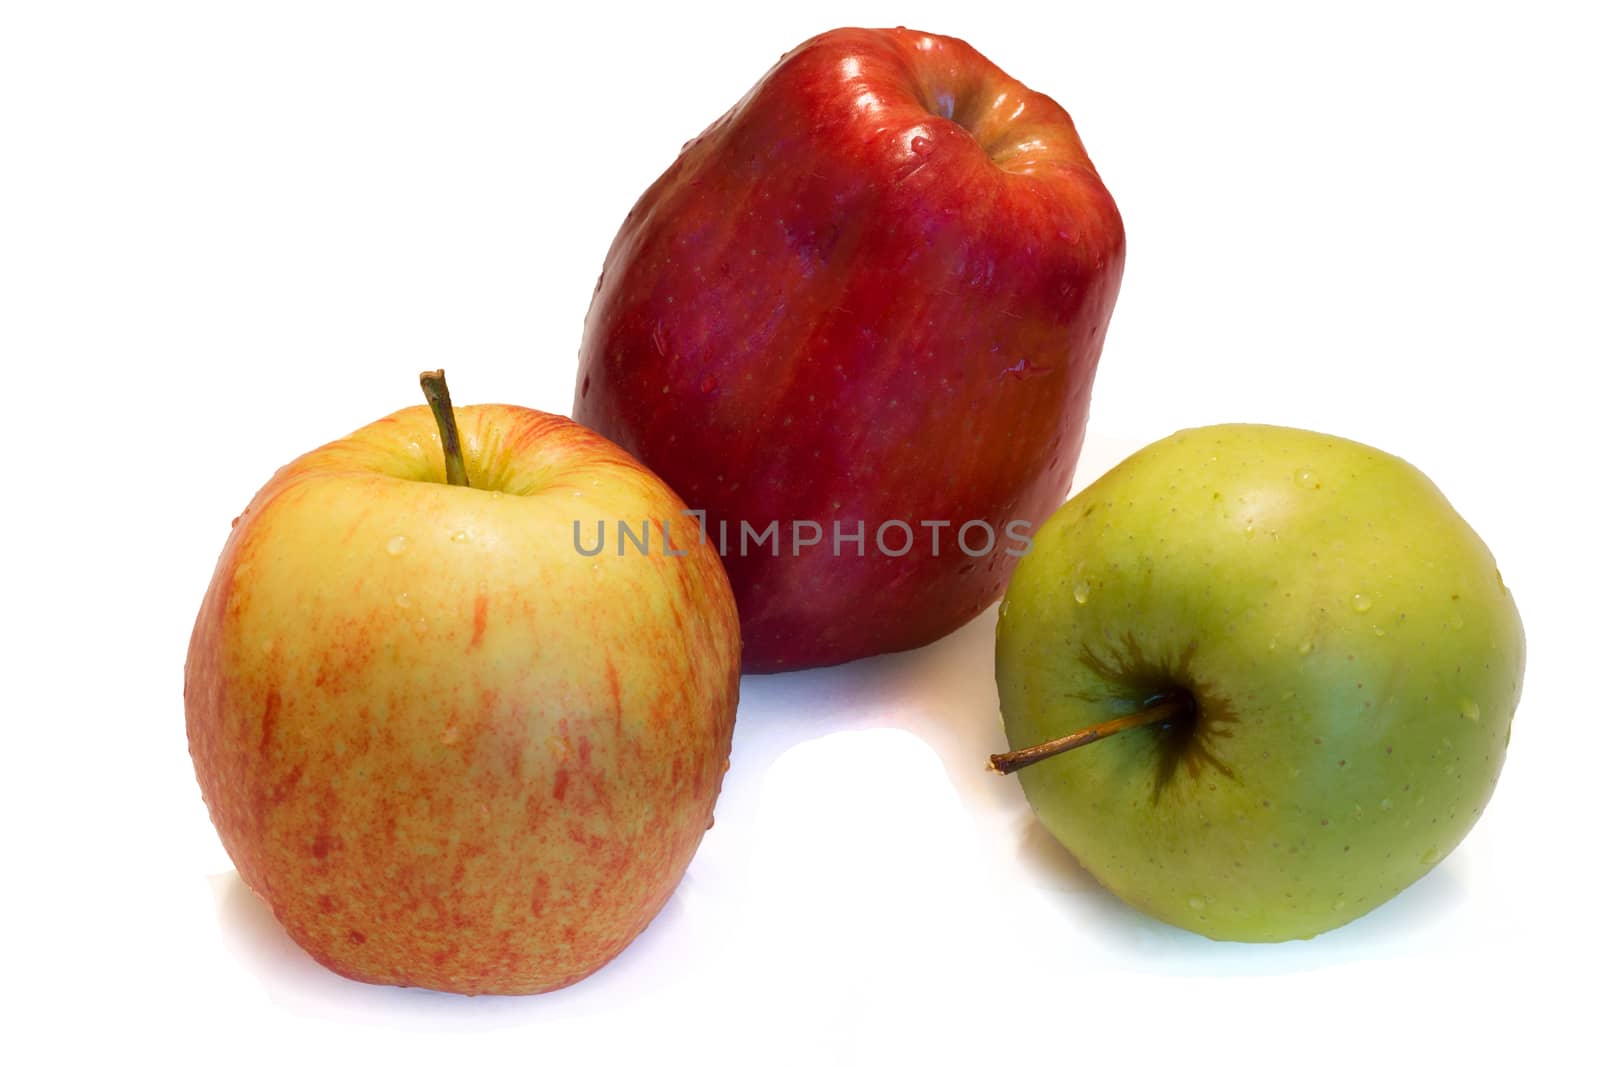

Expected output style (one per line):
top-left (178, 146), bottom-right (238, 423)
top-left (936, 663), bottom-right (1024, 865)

top-left (185, 406), bottom-right (740, 994)
top-left (574, 26), bottom-right (1124, 671)
top-left (996, 425), bottom-right (1525, 941)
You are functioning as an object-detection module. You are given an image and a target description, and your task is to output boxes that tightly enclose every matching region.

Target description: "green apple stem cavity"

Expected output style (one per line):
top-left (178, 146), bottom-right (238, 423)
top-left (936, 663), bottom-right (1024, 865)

top-left (419, 368), bottom-right (471, 488)
top-left (988, 690), bottom-right (1195, 775)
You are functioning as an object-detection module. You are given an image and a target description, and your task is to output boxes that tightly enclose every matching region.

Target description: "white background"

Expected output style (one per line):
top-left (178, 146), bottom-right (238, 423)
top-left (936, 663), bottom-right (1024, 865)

top-left (4, 1), bottom-right (1595, 1062)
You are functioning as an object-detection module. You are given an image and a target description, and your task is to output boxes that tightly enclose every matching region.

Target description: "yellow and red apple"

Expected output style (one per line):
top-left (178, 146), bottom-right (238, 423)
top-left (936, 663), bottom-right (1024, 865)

top-left (186, 379), bottom-right (740, 994)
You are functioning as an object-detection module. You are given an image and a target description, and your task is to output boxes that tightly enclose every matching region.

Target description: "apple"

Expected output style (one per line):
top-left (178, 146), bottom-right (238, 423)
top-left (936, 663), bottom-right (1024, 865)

top-left (991, 424), bottom-right (1525, 941)
top-left (574, 26), bottom-right (1124, 671)
top-left (185, 372), bottom-right (741, 994)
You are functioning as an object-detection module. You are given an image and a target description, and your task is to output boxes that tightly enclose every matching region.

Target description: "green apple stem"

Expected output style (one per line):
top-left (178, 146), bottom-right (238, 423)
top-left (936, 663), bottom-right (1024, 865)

top-left (987, 690), bottom-right (1195, 775)
top-left (419, 369), bottom-right (470, 488)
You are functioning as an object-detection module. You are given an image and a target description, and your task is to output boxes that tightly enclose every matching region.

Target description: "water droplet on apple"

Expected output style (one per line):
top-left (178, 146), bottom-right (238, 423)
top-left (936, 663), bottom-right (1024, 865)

top-left (1188, 897), bottom-right (1205, 911)
top-left (1334, 899), bottom-right (1347, 911)
top-left (451, 530), bottom-right (470, 544)
top-left (1459, 698), bottom-right (1480, 722)
top-left (259, 638), bottom-right (275, 655)
top-left (1373, 626), bottom-right (1386, 637)
top-left (1352, 593), bottom-right (1372, 613)
top-left (910, 135), bottom-right (933, 156)
top-left (700, 376), bottom-right (718, 394)
top-left (1421, 846), bottom-right (1442, 865)
top-left (395, 592), bottom-right (411, 609)
top-left (1381, 798), bottom-right (1394, 811)
top-left (1072, 581), bottom-right (1091, 605)
top-left (1295, 467), bottom-right (1319, 489)
top-left (1449, 612), bottom-right (1465, 630)
top-left (387, 535), bottom-right (409, 556)
top-left (1298, 640), bottom-right (1314, 655)
top-left (999, 600), bottom-right (1010, 619)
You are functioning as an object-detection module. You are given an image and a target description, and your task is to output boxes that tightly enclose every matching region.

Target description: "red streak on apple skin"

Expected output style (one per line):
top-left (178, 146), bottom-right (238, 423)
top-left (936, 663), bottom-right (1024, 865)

top-left (529, 873), bottom-right (550, 917)
top-left (469, 591), bottom-right (488, 649)
top-left (605, 658), bottom-right (623, 734)
top-left (574, 27), bottom-right (1124, 672)
top-left (259, 690), bottom-right (280, 755)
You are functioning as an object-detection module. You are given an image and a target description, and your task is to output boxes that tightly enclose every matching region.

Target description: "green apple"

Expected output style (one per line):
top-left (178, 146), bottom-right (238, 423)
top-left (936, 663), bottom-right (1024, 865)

top-left (992, 423), bottom-right (1524, 941)
top-left (185, 372), bottom-right (741, 994)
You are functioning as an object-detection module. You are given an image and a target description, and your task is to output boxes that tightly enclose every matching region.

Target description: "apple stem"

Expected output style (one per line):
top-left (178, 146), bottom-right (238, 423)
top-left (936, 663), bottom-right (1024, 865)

top-left (987, 690), bottom-right (1194, 775)
top-left (419, 369), bottom-right (470, 488)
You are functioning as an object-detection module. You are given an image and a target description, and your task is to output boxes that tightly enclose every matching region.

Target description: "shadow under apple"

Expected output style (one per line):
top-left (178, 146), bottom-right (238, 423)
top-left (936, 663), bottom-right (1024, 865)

top-left (209, 868), bottom-right (700, 1026)
top-left (724, 588), bottom-right (1478, 978)
top-left (991, 788), bottom-right (1475, 977)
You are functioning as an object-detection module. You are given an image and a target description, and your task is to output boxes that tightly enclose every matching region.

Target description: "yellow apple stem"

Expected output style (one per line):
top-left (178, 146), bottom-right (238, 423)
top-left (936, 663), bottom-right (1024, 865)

top-left (419, 369), bottom-right (470, 488)
top-left (987, 690), bottom-right (1194, 775)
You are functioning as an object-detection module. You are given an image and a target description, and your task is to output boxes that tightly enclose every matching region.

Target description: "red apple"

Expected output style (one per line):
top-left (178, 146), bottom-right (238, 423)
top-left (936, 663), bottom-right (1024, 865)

top-left (574, 26), bottom-right (1124, 672)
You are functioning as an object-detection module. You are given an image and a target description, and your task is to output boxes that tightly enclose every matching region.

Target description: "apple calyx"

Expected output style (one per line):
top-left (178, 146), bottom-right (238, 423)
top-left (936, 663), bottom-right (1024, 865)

top-left (419, 369), bottom-right (470, 488)
top-left (987, 690), bottom-right (1195, 775)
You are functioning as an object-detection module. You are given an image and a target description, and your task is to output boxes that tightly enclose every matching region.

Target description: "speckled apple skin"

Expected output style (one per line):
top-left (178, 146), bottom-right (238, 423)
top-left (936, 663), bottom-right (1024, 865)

top-left (996, 424), bottom-right (1526, 941)
top-left (185, 405), bottom-right (740, 994)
